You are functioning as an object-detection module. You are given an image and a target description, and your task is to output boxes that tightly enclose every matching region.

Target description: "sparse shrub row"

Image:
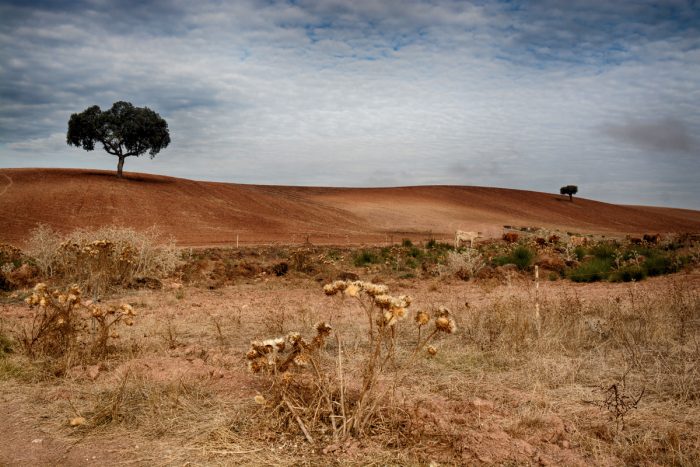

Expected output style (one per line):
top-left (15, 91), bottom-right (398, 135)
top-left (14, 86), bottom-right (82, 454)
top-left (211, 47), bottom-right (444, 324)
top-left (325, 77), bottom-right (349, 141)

top-left (25, 225), bottom-right (180, 295)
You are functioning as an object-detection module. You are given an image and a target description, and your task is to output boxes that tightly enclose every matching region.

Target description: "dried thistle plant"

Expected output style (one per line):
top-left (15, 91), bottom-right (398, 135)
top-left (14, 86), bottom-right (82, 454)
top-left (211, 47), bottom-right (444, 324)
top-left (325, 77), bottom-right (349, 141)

top-left (246, 280), bottom-right (457, 444)
top-left (20, 282), bottom-right (136, 363)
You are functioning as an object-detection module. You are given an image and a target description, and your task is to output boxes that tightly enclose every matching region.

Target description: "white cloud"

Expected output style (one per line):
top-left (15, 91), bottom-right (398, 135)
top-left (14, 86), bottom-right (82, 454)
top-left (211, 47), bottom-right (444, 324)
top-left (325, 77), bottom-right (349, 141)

top-left (1, 0), bottom-right (699, 208)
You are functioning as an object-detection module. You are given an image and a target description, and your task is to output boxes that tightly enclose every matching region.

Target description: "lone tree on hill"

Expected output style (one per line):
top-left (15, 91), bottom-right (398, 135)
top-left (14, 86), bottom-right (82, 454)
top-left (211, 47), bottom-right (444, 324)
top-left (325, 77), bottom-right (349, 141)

top-left (67, 101), bottom-right (170, 178)
top-left (560, 184), bottom-right (578, 201)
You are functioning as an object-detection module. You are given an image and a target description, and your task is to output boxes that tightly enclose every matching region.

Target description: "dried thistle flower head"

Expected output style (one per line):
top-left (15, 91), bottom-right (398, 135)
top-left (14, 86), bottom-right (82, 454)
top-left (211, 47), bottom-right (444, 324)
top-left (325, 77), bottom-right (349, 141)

top-left (250, 340), bottom-right (272, 355)
top-left (254, 394), bottom-right (266, 405)
top-left (427, 345), bottom-right (438, 357)
top-left (392, 307), bottom-right (407, 319)
top-left (69, 417), bottom-right (86, 427)
top-left (344, 283), bottom-right (359, 297)
top-left (287, 332), bottom-right (303, 347)
top-left (435, 316), bottom-right (457, 334)
top-left (262, 338), bottom-right (280, 351)
top-left (437, 306), bottom-right (451, 317)
top-left (314, 322), bottom-right (332, 336)
top-left (374, 294), bottom-right (393, 309)
top-left (248, 358), bottom-right (268, 373)
top-left (363, 282), bottom-right (388, 297)
top-left (273, 337), bottom-right (286, 351)
top-left (293, 353), bottom-right (310, 367)
top-left (120, 304), bottom-right (135, 316)
top-left (33, 283), bottom-right (47, 292)
top-left (415, 310), bottom-right (430, 326)
top-left (90, 306), bottom-right (104, 318)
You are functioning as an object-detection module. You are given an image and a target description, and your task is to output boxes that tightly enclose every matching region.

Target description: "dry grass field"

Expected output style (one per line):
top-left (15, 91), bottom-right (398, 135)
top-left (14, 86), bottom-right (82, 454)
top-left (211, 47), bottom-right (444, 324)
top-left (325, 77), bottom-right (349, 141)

top-left (1, 238), bottom-right (699, 466)
top-left (1, 170), bottom-right (699, 465)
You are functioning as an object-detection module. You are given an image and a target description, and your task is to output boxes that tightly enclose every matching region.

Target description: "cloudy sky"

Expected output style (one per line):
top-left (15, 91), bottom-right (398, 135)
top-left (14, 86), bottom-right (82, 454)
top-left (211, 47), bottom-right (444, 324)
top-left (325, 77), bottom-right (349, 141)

top-left (1, 0), bottom-right (699, 209)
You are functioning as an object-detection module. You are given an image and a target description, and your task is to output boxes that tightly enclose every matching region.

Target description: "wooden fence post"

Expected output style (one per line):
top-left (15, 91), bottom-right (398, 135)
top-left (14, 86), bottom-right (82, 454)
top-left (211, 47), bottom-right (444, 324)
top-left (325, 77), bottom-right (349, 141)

top-left (534, 265), bottom-right (541, 337)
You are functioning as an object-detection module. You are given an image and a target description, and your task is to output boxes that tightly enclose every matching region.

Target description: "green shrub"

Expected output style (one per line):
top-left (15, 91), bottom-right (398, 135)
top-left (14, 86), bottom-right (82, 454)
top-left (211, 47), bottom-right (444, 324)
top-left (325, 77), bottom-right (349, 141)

top-left (408, 246), bottom-right (422, 258)
top-left (404, 257), bottom-right (420, 269)
top-left (590, 242), bottom-right (618, 261)
top-left (643, 255), bottom-right (676, 277)
top-left (568, 258), bottom-right (612, 282)
top-left (426, 238), bottom-right (437, 249)
top-left (401, 238), bottom-right (413, 248)
top-left (609, 265), bottom-right (647, 282)
top-left (353, 250), bottom-right (381, 267)
top-left (625, 246), bottom-right (655, 259)
top-left (511, 246), bottom-right (535, 270)
top-left (491, 246), bottom-right (534, 270)
top-left (573, 246), bottom-right (587, 261)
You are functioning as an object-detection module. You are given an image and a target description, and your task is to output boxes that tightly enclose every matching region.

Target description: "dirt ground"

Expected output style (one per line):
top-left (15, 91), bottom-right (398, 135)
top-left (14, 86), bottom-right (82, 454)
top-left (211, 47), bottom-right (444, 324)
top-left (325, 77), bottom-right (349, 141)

top-left (2, 168), bottom-right (699, 247)
top-left (1, 271), bottom-right (699, 466)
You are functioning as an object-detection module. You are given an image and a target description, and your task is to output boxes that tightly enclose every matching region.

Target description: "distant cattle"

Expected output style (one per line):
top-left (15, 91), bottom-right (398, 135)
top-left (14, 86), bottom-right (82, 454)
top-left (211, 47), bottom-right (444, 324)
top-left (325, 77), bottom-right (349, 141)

top-left (548, 235), bottom-right (560, 244)
top-left (627, 236), bottom-right (643, 245)
top-left (643, 233), bottom-right (662, 244)
top-left (569, 236), bottom-right (588, 247)
top-left (535, 237), bottom-right (547, 247)
top-left (455, 230), bottom-right (481, 248)
top-left (502, 232), bottom-right (519, 243)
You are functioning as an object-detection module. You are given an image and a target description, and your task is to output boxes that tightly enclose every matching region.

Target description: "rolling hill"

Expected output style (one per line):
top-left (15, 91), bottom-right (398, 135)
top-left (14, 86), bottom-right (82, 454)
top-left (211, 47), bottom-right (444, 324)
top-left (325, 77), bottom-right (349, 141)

top-left (1, 168), bottom-right (699, 246)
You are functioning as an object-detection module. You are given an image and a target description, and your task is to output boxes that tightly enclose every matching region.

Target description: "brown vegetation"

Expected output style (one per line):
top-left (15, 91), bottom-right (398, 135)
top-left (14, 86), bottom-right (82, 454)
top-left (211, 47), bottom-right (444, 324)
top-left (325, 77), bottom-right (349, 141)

top-left (1, 230), bottom-right (699, 464)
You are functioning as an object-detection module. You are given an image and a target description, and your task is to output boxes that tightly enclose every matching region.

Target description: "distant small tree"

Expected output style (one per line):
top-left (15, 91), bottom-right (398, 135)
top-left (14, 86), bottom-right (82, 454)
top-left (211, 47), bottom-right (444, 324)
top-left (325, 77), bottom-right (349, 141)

top-left (67, 101), bottom-right (170, 178)
top-left (560, 185), bottom-right (578, 202)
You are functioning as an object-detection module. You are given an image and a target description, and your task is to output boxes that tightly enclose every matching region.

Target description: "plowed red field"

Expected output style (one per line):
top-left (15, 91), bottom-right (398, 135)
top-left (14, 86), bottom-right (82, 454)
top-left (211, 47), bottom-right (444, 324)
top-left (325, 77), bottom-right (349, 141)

top-left (1, 168), bottom-right (699, 246)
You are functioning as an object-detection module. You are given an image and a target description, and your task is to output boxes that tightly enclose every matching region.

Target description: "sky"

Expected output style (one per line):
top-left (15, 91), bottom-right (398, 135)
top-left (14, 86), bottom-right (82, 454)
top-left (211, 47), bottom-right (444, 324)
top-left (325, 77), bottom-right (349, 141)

top-left (1, 0), bottom-right (699, 209)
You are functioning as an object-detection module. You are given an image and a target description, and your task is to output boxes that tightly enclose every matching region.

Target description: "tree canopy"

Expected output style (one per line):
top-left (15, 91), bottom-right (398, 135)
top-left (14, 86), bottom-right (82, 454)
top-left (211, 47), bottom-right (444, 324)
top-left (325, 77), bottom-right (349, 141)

top-left (560, 185), bottom-right (578, 201)
top-left (67, 101), bottom-right (170, 178)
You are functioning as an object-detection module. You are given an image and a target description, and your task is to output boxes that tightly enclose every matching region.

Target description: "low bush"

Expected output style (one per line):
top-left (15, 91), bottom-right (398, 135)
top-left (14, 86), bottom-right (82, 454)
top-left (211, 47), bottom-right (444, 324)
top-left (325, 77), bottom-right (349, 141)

top-left (643, 255), bottom-right (676, 277)
top-left (590, 242), bottom-right (618, 261)
top-left (444, 249), bottom-right (486, 280)
top-left (573, 245), bottom-right (587, 261)
top-left (511, 246), bottom-right (535, 270)
top-left (493, 246), bottom-right (535, 270)
top-left (353, 250), bottom-right (381, 267)
top-left (568, 258), bottom-right (612, 282)
top-left (609, 265), bottom-right (647, 282)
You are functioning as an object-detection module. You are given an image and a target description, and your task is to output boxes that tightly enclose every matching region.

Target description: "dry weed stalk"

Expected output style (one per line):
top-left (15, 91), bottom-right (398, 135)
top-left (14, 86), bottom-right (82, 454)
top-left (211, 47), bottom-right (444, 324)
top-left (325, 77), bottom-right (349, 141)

top-left (19, 282), bottom-right (135, 364)
top-left (245, 280), bottom-right (456, 444)
top-left (598, 365), bottom-right (645, 431)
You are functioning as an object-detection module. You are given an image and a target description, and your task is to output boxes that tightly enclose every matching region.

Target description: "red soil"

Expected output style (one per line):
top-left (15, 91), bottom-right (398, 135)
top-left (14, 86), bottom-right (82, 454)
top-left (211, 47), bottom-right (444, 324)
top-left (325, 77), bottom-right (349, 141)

top-left (1, 168), bottom-right (699, 246)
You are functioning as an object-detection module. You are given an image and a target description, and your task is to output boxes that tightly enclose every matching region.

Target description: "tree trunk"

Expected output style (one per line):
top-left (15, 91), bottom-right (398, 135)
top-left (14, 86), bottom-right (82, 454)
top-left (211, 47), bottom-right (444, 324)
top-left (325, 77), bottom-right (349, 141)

top-left (569, 193), bottom-right (573, 202)
top-left (117, 156), bottom-right (125, 178)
